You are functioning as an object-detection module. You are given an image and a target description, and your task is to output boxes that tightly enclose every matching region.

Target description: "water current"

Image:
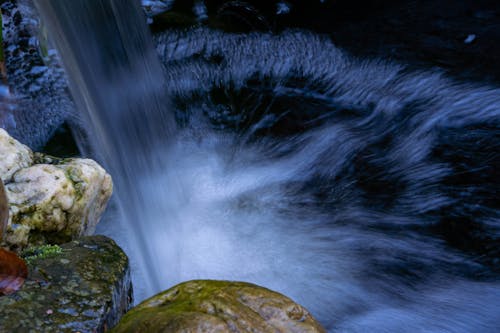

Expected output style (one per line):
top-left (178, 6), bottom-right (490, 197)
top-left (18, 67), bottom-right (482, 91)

top-left (36, 1), bottom-right (500, 331)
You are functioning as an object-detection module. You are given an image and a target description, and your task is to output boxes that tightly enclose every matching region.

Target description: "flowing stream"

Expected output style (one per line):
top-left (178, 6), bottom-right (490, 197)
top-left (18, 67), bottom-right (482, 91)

top-left (35, 1), bottom-right (499, 332)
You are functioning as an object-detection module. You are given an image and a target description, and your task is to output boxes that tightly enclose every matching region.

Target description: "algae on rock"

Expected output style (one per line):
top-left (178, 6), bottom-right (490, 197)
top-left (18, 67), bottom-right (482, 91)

top-left (111, 280), bottom-right (326, 333)
top-left (0, 128), bottom-right (113, 250)
top-left (0, 236), bottom-right (132, 333)
top-left (21, 244), bottom-right (62, 264)
top-left (5, 157), bottom-right (113, 246)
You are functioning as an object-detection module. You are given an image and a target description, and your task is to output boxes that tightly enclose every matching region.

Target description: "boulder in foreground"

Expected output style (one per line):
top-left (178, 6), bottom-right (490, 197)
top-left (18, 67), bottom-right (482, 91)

top-left (111, 279), bottom-right (326, 333)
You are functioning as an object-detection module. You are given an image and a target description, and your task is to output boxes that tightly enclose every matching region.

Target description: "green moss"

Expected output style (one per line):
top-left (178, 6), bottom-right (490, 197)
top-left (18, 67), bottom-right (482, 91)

top-left (64, 165), bottom-right (85, 199)
top-left (111, 280), bottom-right (326, 333)
top-left (10, 204), bottom-right (36, 224)
top-left (21, 244), bottom-right (63, 264)
top-left (1, 236), bottom-right (132, 333)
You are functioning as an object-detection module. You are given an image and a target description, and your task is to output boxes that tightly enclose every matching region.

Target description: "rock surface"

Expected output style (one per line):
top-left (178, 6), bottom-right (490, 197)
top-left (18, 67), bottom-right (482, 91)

top-left (0, 128), bottom-right (33, 183)
top-left (0, 129), bottom-right (112, 249)
top-left (5, 156), bottom-right (113, 248)
top-left (111, 280), bottom-right (326, 333)
top-left (0, 236), bottom-right (132, 333)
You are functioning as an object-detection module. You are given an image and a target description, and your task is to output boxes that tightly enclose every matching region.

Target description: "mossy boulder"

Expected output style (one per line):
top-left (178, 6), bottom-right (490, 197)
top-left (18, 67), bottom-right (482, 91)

top-left (111, 280), bottom-right (326, 333)
top-left (4, 157), bottom-right (113, 248)
top-left (0, 236), bottom-right (132, 333)
top-left (0, 129), bottom-right (112, 250)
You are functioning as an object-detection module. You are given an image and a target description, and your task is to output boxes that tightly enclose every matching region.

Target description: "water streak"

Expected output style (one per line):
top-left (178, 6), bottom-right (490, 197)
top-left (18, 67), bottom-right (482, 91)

top-left (35, 0), bottom-right (176, 294)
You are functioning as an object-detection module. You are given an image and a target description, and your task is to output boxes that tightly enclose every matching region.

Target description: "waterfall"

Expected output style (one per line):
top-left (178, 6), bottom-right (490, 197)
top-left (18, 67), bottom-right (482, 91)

top-left (35, 0), bottom-right (176, 295)
top-left (34, 1), bottom-right (500, 331)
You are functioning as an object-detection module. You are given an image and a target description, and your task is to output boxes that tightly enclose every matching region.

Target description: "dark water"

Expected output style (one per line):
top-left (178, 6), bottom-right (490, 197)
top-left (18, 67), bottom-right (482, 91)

top-left (37, 0), bottom-right (499, 331)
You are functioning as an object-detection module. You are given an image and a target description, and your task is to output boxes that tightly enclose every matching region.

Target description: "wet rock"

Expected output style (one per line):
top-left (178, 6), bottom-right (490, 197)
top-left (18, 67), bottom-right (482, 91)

top-left (111, 280), bottom-right (326, 333)
top-left (0, 128), bottom-right (33, 183)
top-left (0, 129), bottom-right (112, 249)
top-left (0, 236), bottom-right (132, 333)
top-left (5, 157), bottom-right (113, 247)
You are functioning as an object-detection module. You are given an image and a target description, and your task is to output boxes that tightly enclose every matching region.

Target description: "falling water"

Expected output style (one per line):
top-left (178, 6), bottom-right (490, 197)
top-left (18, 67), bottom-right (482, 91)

top-left (35, 0), bottom-right (177, 294)
top-left (34, 1), bottom-right (500, 332)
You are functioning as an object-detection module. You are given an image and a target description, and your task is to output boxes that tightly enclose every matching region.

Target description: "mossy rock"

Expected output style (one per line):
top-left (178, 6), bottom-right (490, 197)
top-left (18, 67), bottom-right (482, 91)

top-left (0, 236), bottom-right (132, 333)
top-left (21, 244), bottom-right (63, 264)
top-left (111, 280), bottom-right (326, 333)
top-left (4, 157), bottom-right (113, 249)
top-left (0, 128), bottom-right (113, 251)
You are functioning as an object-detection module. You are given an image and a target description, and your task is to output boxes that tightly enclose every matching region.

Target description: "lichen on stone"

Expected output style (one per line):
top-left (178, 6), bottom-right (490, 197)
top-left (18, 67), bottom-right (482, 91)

top-left (0, 128), bottom-right (113, 250)
top-left (0, 236), bottom-right (132, 333)
top-left (111, 280), bottom-right (326, 333)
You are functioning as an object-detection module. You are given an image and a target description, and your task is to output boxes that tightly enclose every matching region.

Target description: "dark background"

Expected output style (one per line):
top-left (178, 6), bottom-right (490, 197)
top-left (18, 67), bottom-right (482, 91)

top-left (154, 0), bottom-right (500, 84)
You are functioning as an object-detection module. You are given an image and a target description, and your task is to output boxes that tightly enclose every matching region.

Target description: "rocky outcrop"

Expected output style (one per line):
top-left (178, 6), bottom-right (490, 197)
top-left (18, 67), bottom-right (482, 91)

top-left (0, 128), bottom-right (112, 250)
top-left (111, 280), bottom-right (326, 333)
top-left (0, 236), bottom-right (132, 333)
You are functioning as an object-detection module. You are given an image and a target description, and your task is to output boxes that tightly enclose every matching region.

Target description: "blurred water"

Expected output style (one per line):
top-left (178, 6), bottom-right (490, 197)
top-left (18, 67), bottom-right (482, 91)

top-left (36, 1), bottom-right (500, 331)
top-left (35, 0), bottom-right (176, 294)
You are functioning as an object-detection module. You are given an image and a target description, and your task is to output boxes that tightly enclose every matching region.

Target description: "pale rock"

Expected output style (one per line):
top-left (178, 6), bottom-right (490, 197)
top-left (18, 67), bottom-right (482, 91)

top-left (0, 128), bottom-right (33, 183)
top-left (0, 128), bottom-right (113, 249)
top-left (4, 158), bottom-right (112, 247)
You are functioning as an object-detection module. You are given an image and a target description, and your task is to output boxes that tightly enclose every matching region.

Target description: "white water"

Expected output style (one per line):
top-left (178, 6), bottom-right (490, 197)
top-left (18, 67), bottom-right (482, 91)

top-left (35, 0), bottom-right (176, 294)
top-left (97, 127), bottom-right (500, 332)
top-left (36, 0), bottom-right (500, 331)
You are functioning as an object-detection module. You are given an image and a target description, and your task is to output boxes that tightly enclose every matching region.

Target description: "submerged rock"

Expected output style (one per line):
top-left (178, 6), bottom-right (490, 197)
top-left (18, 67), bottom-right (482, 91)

top-left (0, 236), bottom-right (132, 333)
top-left (0, 129), bottom-right (112, 249)
top-left (111, 280), bottom-right (326, 333)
